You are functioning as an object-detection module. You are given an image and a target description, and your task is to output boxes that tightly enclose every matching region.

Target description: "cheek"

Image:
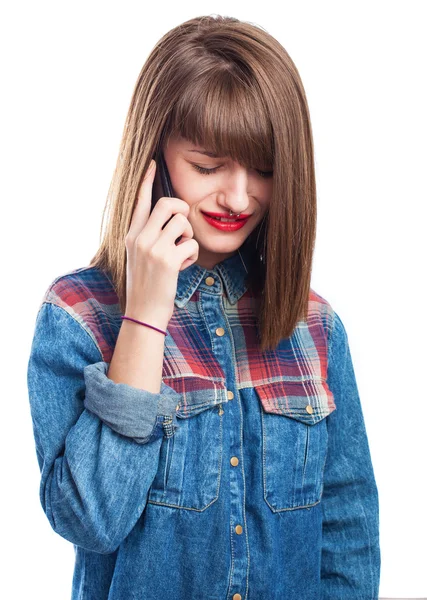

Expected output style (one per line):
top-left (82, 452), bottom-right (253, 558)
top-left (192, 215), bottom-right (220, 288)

top-left (173, 171), bottom-right (211, 204)
top-left (260, 184), bottom-right (273, 207)
top-left (261, 178), bottom-right (273, 195)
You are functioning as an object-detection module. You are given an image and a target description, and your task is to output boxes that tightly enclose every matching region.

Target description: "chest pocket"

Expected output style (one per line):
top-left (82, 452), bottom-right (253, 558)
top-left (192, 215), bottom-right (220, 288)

top-left (147, 376), bottom-right (226, 511)
top-left (255, 378), bottom-right (336, 512)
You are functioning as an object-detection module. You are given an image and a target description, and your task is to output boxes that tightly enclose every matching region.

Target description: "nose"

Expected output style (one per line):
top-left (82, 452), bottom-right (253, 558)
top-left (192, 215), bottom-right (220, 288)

top-left (220, 167), bottom-right (250, 214)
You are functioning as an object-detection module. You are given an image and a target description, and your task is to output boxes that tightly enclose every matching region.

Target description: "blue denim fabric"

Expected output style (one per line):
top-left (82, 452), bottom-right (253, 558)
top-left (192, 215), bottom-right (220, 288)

top-left (27, 252), bottom-right (380, 599)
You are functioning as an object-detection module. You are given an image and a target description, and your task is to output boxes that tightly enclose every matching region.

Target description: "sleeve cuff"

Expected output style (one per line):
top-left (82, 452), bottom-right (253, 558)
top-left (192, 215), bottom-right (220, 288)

top-left (83, 361), bottom-right (181, 443)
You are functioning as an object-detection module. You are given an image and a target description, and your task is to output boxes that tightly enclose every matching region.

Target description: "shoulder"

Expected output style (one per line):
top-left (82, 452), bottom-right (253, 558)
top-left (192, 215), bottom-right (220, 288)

top-left (42, 265), bottom-right (117, 310)
top-left (307, 287), bottom-right (336, 343)
top-left (307, 290), bottom-right (354, 398)
top-left (309, 288), bottom-right (350, 364)
top-left (308, 287), bottom-right (349, 347)
top-left (38, 265), bottom-right (121, 361)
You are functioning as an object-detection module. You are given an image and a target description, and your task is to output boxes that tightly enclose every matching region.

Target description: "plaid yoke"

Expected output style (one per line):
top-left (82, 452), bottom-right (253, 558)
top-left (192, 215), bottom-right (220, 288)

top-left (41, 260), bottom-right (336, 426)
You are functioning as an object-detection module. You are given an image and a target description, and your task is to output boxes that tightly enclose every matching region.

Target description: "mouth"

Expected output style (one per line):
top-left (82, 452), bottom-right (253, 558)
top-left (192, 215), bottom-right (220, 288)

top-left (201, 211), bottom-right (252, 222)
top-left (201, 211), bottom-right (251, 232)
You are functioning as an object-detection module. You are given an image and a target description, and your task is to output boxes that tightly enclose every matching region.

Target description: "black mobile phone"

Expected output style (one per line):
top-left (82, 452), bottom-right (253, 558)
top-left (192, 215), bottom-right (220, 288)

top-left (151, 149), bottom-right (182, 244)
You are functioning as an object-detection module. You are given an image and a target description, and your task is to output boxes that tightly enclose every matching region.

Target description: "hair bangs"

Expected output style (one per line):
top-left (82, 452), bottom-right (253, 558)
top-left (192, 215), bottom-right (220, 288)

top-left (167, 70), bottom-right (275, 171)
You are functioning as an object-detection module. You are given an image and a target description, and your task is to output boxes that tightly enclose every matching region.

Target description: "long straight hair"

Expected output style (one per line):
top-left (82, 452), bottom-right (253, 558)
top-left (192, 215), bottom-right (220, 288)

top-left (89, 15), bottom-right (317, 352)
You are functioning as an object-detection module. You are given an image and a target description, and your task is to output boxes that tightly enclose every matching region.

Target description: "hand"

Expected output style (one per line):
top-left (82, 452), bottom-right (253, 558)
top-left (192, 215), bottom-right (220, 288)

top-left (124, 159), bottom-right (199, 327)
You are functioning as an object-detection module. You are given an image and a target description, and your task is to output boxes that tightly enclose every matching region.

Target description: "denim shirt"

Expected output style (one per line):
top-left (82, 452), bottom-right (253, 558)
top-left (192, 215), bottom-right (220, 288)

top-left (27, 239), bottom-right (380, 599)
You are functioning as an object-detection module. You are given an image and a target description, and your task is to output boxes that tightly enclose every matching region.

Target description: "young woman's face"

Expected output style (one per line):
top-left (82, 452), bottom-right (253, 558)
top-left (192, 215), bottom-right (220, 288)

top-left (162, 133), bottom-right (273, 269)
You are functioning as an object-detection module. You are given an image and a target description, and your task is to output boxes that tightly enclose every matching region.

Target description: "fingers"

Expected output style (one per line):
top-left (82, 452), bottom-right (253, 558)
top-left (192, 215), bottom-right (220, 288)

top-left (174, 237), bottom-right (199, 270)
top-left (143, 196), bottom-right (191, 244)
top-left (127, 158), bottom-right (195, 267)
top-left (160, 211), bottom-right (194, 247)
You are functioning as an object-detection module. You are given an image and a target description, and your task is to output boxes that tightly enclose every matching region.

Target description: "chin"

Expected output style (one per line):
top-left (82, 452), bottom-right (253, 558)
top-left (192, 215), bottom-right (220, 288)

top-left (195, 235), bottom-right (246, 253)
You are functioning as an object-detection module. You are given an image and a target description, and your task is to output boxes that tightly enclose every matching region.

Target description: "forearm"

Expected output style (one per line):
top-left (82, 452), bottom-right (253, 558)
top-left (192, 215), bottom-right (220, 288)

top-left (107, 315), bottom-right (168, 394)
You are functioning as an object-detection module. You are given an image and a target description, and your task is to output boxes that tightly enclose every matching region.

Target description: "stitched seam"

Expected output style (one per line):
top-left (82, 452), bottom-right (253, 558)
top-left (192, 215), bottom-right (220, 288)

top-left (80, 548), bottom-right (87, 600)
top-left (198, 297), bottom-right (216, 355)
top-left (44, 302), bottom-right (104, 362)
top-left (178, 270), bottom-right (206, 302)
top-left (327, 310), bottom-right (337, 373)
top-left (151, 410), bottom-right (222, 509)
top-left (260, 397), bottom-right (326, 511)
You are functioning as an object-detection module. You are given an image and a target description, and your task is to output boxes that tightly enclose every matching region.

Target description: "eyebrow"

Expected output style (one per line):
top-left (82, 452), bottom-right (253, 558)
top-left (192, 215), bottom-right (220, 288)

top-left (187, 149), bottom-right (222, 158)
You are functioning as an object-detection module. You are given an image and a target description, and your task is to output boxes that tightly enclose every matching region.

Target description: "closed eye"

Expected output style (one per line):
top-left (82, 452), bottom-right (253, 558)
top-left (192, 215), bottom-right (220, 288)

top-left (191, 164), bottom-right (273, 179)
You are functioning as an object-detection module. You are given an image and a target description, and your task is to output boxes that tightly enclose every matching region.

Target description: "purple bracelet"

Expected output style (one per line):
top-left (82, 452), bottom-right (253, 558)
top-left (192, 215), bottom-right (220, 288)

top-left (121, 315), bottom-right (168, 336)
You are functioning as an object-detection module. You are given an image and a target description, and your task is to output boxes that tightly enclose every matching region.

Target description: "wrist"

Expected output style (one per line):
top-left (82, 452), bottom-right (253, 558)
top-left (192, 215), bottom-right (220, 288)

top-left (123, 309), bottom-right (169, 333)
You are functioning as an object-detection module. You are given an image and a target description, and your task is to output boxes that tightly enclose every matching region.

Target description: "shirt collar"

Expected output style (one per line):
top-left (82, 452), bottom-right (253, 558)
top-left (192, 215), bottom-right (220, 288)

top-left (174, 238), bottom-right (257, 308)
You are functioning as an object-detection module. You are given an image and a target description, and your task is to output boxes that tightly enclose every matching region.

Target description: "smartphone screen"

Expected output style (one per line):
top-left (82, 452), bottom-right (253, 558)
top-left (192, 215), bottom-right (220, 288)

top-left (151, 149), bottom-right (183, 244)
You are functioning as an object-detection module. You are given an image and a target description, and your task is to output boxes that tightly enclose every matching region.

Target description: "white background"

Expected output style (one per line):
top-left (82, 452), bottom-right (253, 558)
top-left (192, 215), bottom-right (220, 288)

top-left (1, 1), bottom-right (426, 598)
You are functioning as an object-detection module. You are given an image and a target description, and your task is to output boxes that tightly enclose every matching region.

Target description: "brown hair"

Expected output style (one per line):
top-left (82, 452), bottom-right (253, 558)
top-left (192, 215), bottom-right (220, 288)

top-left (89, 14), bottom-right (317, 352)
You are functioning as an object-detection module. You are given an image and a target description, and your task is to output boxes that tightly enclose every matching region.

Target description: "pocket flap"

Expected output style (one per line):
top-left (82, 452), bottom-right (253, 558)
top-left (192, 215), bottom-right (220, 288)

top-left (255, 378), bottom-right (336, 424)
top-left (162, 375), bottom-right (227, 418)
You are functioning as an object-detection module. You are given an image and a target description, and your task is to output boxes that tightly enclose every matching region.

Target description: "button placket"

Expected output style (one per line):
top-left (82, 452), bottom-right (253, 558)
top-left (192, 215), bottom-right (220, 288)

top-left (202, 273), bottom-right (247, 595)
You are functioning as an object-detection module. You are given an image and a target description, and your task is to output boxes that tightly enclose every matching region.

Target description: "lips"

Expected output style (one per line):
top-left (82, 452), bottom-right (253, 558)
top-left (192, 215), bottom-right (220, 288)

top-left (201, 211), bottom-right (251, 221)
top-left (202, 212), bottom-right (250, 231)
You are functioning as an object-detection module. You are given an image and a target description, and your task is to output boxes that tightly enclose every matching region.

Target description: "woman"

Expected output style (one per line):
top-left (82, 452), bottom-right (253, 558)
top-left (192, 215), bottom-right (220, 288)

top-left (27, 14), bottom-right (380, 600)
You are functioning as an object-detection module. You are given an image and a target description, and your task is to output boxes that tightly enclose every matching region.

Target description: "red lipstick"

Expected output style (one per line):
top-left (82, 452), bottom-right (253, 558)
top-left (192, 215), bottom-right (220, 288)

top-left (201, 211), bottom-right (251, 232)
top-left (202, 211), bottom-right (251, 220)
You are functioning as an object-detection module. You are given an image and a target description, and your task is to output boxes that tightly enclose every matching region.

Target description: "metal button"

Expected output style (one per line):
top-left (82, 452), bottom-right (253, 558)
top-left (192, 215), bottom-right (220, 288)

top-left (235, 525), bottom-right (243, 535)
top-left (305, 404), bottom-right (314, 414)
top-left (230, 456), bottom-right (239, 466)
top-left (205, 276), bottom-right (215, 286)
top-left (233, 595), bottom-right (242, 600)
top-left (215, 327), bottom-right (225, 336)
top-left (227, 390), bottom-right (234, 400)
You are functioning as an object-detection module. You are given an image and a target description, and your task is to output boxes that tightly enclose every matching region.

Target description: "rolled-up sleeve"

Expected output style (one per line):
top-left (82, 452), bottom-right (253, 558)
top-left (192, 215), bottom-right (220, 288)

top-left (27, 301), bottom-right (181, 554)
top-left (321, 310), bottom-right (381, 598)
top-left (83, 361), bottom-right (180, 444)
